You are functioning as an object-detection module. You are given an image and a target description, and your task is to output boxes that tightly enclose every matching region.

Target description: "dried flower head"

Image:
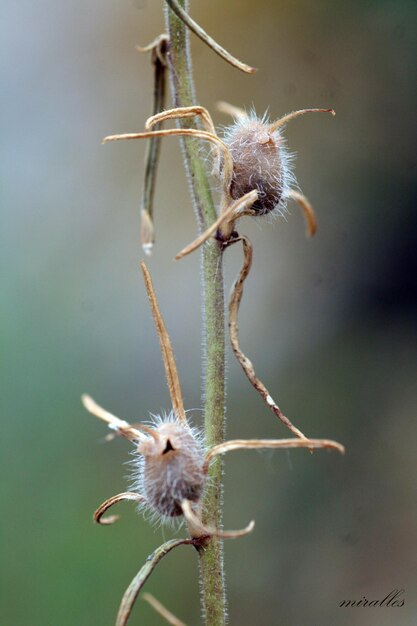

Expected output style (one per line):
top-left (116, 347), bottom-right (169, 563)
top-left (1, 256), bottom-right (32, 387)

top-left (133, 413), bottom-right (205, 519)
top-left (102, 102), bottom-right (334, 261)
top-left (221, 111), bottom-right (294, 216)
top-left (217, 103), bottom-right (334, 222)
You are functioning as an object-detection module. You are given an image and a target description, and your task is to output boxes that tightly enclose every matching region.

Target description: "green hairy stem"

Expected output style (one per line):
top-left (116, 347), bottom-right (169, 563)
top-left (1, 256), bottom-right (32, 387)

top-left (164, 2), bottom-right (227, 624)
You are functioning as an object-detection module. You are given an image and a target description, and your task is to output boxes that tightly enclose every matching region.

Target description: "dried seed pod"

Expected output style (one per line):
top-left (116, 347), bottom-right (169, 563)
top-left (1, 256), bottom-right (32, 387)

top-left (132, 414), bottom-right (206, 519)
top-left (222, 113), bottom-right (294, 216)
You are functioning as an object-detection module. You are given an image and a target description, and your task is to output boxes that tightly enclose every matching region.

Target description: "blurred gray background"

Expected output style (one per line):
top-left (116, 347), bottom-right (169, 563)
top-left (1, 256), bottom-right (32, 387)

top-left (1, 1), bottom-right (416, 625)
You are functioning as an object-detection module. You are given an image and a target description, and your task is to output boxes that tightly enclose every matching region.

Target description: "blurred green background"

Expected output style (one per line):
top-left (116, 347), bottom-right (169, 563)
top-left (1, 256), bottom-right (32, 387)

top-left (1, 1), bottom-right (416, 625)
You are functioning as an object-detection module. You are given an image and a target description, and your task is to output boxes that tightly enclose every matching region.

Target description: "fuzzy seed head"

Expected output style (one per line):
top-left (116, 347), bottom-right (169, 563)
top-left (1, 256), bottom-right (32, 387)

top-left (134, 417), bottom-right (205, 519)
top-left (223, 115), bottom-right (293, 216)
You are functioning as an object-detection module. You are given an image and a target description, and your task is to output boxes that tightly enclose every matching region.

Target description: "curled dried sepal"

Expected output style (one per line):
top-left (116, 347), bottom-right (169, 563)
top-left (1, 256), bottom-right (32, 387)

top-left (226, 236), bottom-right (308, 439)
top-left (81, 394), bottom-right (146, 442)
top-left (181, 499), bottom-right (255, 540)
top-left (164, 0), bottom-right (256, 74)
top-left (269, 108), bottom-right (336, 133)
top-left (217, 100), bottom-right (247, 120)
top-left (144, 105), bottom-right (220, 166)
top-left (103, 127), bottom-right (233, 201)
top-left (287, 189), bottom-right (317, 237)
top-left (116, 539), bottom-right (194, 626)
top-left (175, 190), bottom-right (258, 261)
top-left (145, 105), bottom-right (216, 136)
top-left (142, 593), bottom-right (187, 626)
top-left (94, 492), bottom-right (145, 526)
top-left (136, 33), bottom-right (169, 64)
top-left (141, 262), bottom-right (187, 425)
top-left (205, 437), bottom-right (345, 468)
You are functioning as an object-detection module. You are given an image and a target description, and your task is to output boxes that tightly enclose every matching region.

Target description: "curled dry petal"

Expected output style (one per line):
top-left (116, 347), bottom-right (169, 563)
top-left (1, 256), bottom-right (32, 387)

top-left (144, 105), bottom-right (219, 163)
top-left (145, 105), bottom-right (216, 136)
top-left (81, 394), bottom-right (146, 442)
top-left (205, 437), bottom-right (345, 468)
top-left (268, 108), bottom-right (336, 133)
top-left (287, 189), bottom-right (317, 237)
top-left (175, 190), bottom-right (258, 260)
top-left (181, 499), bottom-right (255, 540)
top-left (136, 33), bottom-right (169, 60)
top-left (94, 492), bottom-right (145, 526)
top-left (103, 128), bottom-right (234, 201)
top-left (216, 100), bottom-right (247, 120)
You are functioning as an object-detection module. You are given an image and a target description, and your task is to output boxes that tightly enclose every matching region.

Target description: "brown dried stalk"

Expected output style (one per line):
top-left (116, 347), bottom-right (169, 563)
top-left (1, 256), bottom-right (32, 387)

top-left (142, 593), bottom-right (188, 626)
top-left (116, 539), bottom-right (194, 626)
top-left (136, 34), bottom-right (168, 255)
top-left (225, 235), bottom-right (309, 439)
top-left (141, 262), bottom-right (186, 424)
top-left (164, 0), bottom-right (257, 74)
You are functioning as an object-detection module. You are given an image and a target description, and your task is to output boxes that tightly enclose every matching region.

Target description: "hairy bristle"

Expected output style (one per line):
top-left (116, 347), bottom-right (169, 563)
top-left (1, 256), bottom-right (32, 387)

top-left (222, 115), bottom-right (294, 216)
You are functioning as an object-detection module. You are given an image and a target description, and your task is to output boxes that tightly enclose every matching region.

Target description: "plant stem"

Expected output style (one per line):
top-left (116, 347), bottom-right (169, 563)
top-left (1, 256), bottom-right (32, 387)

top-left (164, 2), bottom-right (226, 624)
